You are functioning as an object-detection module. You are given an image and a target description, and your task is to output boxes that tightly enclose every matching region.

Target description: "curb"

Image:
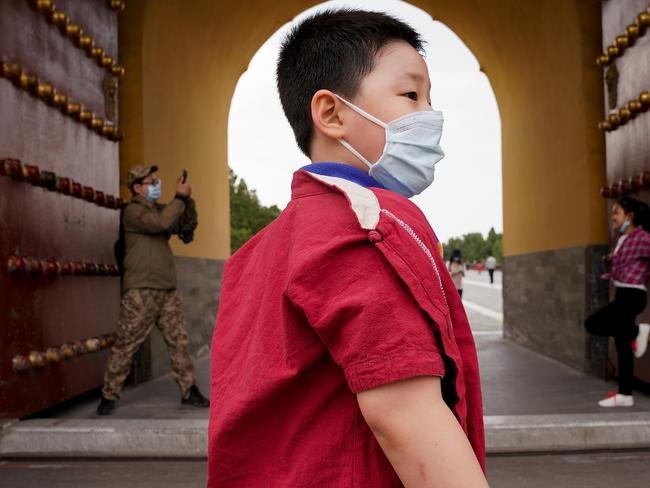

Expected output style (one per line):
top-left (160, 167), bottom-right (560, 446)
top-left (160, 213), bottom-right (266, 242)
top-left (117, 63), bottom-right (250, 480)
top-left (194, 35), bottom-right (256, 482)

top-left (486, 413), bottom-right (650, 454)
top-left (1, 414), bottom-right (649, 458)
top-left (0, 419), bottom-right (208, 458)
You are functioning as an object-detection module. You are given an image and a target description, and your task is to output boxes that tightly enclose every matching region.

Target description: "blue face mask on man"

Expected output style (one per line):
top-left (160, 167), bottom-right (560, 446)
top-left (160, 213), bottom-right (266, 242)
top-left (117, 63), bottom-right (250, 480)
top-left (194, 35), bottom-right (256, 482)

top-left (335, 95), bottom-right (445, 198)
top-left (146, 180), bottom-right (162, 202)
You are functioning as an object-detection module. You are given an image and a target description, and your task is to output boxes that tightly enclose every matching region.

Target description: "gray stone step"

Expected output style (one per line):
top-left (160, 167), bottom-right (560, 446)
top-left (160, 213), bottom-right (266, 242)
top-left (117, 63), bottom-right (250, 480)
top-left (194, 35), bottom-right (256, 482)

top-left (486, 413), bottom-right (650, 453)
top-left (1, 413), bottom-right (649, 458)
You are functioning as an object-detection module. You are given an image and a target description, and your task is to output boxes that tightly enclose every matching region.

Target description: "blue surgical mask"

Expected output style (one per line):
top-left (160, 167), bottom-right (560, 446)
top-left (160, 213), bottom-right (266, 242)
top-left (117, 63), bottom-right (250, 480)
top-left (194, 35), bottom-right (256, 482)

top-left (147, 180), bottom-right (162, 201)
top-left (620, 218), bottom-right (631, 234)
top-left (336, 95), bottom-right (445, 198)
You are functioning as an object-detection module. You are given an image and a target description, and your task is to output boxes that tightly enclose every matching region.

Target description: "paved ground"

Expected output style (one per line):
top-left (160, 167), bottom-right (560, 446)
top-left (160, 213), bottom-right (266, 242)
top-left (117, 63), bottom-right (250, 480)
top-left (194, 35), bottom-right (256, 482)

top-left (4, 269), bottom-right (650, 485)
top-left (487, 451), bottom-right (650, 487)
top-left (479, 333), bottom-right (650, 414)
top-left (40, 332), bottom-right (650, 419)
top-left (2, 451), bottom-right (650, 487)
top-left (36, 270), bottom-right (649, 419)
top-left (39, 354), bottom-right (212, 420)
top-left (462, 269), bottom-right (504, 332)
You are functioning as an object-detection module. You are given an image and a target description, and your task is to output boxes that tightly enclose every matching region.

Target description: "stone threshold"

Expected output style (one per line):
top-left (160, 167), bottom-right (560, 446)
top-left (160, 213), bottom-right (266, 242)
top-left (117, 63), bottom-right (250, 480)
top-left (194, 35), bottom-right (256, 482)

top-left (1, 414), bottom-right (649, 458)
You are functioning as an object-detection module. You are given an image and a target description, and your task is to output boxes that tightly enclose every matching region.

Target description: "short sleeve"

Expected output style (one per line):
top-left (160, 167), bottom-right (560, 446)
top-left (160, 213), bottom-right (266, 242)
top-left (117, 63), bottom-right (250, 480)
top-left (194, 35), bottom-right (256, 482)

top-left (286, 238), bottom-right (445, 393)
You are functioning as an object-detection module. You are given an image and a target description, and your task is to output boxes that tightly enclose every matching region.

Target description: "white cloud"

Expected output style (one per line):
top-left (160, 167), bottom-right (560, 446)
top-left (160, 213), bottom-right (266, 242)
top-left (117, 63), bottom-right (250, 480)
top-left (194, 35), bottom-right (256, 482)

top-left (228, 0), bottom-right (502, 242)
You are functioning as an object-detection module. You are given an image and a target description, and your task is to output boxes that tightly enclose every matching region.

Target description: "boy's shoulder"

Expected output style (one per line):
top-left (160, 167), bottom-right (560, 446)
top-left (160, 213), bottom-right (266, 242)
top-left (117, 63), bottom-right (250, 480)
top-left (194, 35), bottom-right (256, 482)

top-left (290, 168), bottom-right (430, 233)
top-left (288, 169), bottom-right (380, 233)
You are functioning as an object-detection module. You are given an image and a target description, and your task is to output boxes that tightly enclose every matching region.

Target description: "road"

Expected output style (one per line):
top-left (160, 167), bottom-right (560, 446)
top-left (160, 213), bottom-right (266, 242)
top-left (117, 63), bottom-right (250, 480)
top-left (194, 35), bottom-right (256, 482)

top-left (462, 269), bottom-right (503, 332)
top-left (3, 451), bottom-right (650, 487)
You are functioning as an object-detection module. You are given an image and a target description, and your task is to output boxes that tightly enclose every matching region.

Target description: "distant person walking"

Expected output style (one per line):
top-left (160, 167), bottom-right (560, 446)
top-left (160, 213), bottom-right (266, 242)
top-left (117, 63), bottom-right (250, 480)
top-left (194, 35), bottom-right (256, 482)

top-left (449, 249), bottom-right (465, 299)
top-left (486, 255), bottom-right (497, 284)
top-left (585, 197), bottom-right (650, 407)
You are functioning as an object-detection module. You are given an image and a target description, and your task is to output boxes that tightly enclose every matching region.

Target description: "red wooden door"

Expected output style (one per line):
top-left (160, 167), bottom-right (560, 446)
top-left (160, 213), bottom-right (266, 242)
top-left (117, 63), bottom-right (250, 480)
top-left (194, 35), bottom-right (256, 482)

top-left (0, 0), bottom-right (124, 418)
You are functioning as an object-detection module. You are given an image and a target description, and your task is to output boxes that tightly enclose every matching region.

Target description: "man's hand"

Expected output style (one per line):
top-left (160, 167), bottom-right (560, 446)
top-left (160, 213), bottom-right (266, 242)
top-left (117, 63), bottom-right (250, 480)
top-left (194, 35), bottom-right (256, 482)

top-left (357, 376), bottom-right (488, 488)
top-left (176, 176), bottom-right (192, 197)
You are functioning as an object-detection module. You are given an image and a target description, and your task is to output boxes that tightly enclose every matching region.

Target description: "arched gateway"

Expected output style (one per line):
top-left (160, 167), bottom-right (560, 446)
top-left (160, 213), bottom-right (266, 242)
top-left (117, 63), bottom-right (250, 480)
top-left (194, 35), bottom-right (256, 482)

top-left (3, 0), bottom-right (648, 417)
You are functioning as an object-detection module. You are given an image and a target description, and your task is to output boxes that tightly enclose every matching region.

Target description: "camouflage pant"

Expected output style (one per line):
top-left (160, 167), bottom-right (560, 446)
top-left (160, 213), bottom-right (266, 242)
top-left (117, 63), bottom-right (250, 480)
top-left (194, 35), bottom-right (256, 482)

top-left (102, 288), bottom-right (196, 400)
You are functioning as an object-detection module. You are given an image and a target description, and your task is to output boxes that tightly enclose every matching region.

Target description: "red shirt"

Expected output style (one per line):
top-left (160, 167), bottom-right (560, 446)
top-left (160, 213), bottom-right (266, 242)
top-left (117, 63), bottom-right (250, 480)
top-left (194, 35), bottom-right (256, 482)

top-left (208, 166), bottom-right (484, 487)
top-left (611, 226), bottom-right (650, 285)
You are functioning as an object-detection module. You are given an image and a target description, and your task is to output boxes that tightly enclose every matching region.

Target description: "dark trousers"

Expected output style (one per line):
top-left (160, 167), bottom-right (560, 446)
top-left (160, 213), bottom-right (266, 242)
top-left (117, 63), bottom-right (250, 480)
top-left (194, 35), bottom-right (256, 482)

top-left (585, 287), bottom-right (646, 395)
top-left (488, 269), bottom-right (495, 284)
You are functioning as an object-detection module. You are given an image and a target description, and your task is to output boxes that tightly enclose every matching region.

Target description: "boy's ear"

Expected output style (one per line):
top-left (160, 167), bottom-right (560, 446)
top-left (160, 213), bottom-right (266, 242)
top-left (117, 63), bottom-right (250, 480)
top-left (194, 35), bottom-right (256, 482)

top-left (310, 89), bottom-right (346, 140)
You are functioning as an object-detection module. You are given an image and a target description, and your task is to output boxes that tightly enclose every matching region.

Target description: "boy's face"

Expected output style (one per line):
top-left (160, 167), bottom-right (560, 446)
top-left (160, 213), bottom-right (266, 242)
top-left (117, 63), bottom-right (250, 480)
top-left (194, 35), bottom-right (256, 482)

top-left (344, 40), bottom-right (433, 166)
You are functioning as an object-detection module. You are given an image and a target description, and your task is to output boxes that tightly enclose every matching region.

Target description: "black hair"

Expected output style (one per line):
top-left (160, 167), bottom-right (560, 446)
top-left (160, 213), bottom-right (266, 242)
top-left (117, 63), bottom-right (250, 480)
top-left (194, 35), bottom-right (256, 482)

top-left (449, 248), bottom-right (463, 266)
top-left (276, 8), bottom-right (424, 156)
top-left (617, 196), bottom-right (650, 231)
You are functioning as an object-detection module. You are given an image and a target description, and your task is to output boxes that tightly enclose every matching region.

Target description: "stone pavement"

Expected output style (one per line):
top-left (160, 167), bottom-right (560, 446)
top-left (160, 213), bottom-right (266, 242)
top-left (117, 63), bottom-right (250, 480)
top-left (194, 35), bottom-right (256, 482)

top-left (24, 332), bottom-right (650, 420)
top-left (1, 270), bottom-right (650, 458)
top-left (2, 451), bottom-right (650, 488)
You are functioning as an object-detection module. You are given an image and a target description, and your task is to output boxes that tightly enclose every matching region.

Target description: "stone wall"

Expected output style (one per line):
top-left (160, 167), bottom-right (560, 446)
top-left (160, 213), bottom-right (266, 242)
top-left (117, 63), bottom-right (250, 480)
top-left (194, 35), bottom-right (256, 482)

top-left (504, 245), bottom-right (610, 375)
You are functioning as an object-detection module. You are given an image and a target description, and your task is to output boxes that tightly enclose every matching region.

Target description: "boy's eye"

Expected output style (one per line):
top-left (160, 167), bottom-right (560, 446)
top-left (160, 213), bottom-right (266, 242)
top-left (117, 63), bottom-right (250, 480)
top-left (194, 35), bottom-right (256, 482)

top-left (404, 92), bottom-right (418, 101)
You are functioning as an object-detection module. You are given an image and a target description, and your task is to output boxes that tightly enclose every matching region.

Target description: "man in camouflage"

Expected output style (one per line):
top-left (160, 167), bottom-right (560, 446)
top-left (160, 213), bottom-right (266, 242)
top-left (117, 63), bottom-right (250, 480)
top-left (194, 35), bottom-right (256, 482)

top-left (97, 165), bottom-right (209, 415)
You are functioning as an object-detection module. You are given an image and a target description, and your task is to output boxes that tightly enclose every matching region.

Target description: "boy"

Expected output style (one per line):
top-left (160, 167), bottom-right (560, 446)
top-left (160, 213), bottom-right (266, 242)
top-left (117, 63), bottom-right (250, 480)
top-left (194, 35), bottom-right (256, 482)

top-left (208, 9), bottom-right (486, 487)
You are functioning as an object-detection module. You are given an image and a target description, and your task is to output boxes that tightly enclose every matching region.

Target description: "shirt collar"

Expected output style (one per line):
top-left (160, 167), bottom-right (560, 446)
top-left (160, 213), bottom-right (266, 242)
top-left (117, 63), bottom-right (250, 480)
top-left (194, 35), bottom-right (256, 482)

top-left (301, 162), bottom-right (386, 189)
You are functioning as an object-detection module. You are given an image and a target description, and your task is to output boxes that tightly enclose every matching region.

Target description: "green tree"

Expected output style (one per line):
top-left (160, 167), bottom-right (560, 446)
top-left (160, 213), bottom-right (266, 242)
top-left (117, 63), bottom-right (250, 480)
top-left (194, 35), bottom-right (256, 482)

top-left (443, 228), bottom-right (502, 263)
top-left (484, 227), bottom-right (503, 262)
top-left (230, 169), bottom-right (281, 253)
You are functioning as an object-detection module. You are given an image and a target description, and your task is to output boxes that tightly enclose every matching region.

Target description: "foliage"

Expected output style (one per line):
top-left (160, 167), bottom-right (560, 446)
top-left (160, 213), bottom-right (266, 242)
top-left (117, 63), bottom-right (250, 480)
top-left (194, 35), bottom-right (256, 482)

top-left (443, 227), bottom-right (502, 264)
top-left (228, 169), bottom-right (502, 262)
top-left (230, 169), bottom-right (281, 253)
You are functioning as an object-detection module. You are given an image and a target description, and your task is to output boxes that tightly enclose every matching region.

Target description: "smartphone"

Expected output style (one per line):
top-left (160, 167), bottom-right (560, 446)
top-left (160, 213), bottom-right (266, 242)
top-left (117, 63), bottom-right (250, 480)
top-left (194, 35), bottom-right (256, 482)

top-left (181, 169), bottom-right (188, 183)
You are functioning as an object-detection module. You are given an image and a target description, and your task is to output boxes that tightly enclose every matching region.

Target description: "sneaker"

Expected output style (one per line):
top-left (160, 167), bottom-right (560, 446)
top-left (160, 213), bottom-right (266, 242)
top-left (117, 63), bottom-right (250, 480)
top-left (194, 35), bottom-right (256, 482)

top-left (634, 323), bottom-right (650, 358)
top-left (96, 397), bottom-right (116, 416)
top-left (181, 385), bottom-right (210, 407)
top-left (598, 391), bottom-right (634, 407)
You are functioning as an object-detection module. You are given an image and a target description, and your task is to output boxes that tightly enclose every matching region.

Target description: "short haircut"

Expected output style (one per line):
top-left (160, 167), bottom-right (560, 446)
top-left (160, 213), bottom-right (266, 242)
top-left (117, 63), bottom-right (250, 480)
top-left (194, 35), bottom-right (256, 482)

top-left (277, 9), bottom-right (424, 156)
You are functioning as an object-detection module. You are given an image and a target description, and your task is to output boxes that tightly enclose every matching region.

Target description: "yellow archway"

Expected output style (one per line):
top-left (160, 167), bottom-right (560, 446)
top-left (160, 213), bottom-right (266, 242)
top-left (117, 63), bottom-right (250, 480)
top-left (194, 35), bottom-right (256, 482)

top-left (119, 0), bottom-right (608, 372)
top-left (120, 0), bottom-right (607, 260)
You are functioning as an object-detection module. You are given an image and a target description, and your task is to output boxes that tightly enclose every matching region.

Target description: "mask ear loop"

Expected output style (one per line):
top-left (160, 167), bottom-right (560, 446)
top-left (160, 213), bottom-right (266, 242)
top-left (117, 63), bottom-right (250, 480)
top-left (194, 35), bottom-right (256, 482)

top-left (335, 94), bottom-right (388, 169)
top-left (338, 139), bottom-right (373, 169)
top-left (335, 95), bottom-right (388, 129)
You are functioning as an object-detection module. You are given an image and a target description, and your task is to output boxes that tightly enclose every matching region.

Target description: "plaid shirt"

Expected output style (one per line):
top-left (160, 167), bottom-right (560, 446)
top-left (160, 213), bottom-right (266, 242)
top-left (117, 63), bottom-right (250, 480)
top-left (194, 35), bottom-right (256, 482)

top-left (611, 226), bottom-right (650, 285)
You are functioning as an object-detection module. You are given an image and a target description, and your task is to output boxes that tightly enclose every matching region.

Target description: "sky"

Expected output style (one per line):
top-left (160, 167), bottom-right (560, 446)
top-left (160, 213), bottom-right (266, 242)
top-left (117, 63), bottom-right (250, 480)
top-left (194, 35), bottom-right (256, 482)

top-left (227, 0), bottom-right (502, 243)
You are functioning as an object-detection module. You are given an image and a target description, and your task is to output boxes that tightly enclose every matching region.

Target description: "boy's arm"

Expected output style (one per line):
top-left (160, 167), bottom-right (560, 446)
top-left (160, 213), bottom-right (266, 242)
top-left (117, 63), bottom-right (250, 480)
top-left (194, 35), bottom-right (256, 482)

top-left (357, 376), bottom-right (488, 488)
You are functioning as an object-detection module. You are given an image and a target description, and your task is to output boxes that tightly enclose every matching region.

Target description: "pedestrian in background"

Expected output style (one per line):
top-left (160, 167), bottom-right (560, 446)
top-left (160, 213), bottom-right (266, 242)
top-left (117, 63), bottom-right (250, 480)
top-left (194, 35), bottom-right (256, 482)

top-left (585, 197), bottom-right (650, 407)
top-left (449, 249), bottom-right (465, 299)
top-left (97, 165), bottom-right (209, 415)
top-left (486, 255), bottom-right (497, 284)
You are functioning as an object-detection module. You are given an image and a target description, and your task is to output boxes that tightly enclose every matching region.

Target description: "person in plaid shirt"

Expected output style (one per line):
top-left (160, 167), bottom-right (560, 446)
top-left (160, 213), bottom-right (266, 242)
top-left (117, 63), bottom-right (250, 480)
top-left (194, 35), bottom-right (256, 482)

top-left (586, 197), bottom-right (650, 407)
